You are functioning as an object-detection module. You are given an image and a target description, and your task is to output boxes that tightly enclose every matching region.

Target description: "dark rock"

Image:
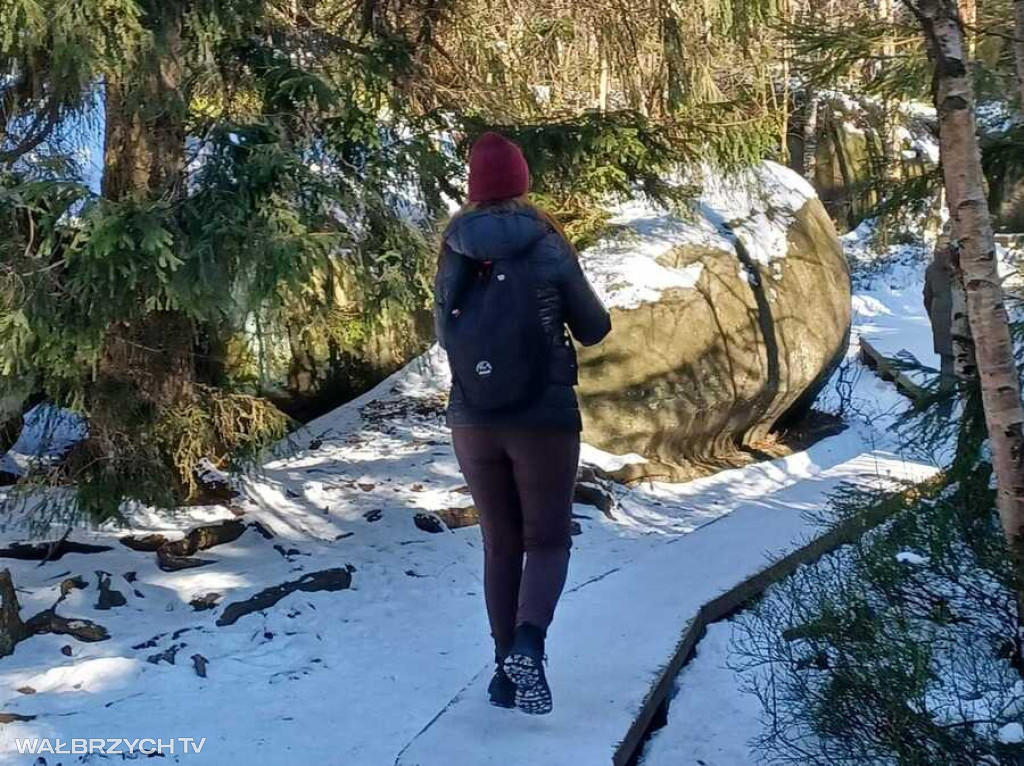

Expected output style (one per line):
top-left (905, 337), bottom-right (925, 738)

top-left (250, 521), bottom-right (275, 540)
top-left (162, 520), bottom-right (246, 558)
top-left (59, 575), bottom-right (87, 596)
top-left (133, 634), bottom-right (166, 650)
top-left (120, 533), bottom-right (168, 552)
top-left (60, 644), bottom-right (73, 656)
top-left (24, 609), bottom-right (108, 642)
top-left (0, 540), bottom-right (113, 561)
top-left (363, 509), bottom-right (383, 523)
top-left (95, 572), bottom-right (127, 610)
top-left (155, 519), bottom-right (247, 572)
top-left (216, 568), bottom-right (353, 627)
top-left (273, 544), bottom-right (304, 559)
top-left (414, 513), bottom-right (445, 534)
top-left (573, 481), bottom-right (616, 517)
top-left (570, 521), bottom-right (583, 536)
top-left (190, 593), bottom-right (221, 611)
top-left (157, 548), bottom-right (215, 572)
top-left (147, 643), bottom-right (184, 665)
top-left (191, 653), bottom-right (209, 678)
top-left (191, 468), bottom-right (238, 506)
top-left (0, 712), bottom-right (35, 723)
top-left (123, 571), bottom-right (137, 583)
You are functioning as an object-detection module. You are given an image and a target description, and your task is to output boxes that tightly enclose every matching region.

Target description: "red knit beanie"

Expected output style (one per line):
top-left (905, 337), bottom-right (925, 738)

top-left (467, 132), bottom-right (530, 204)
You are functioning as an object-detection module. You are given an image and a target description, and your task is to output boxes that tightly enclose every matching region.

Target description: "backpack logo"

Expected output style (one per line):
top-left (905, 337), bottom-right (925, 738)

top-left (475, 361), bottom-right (493, 377)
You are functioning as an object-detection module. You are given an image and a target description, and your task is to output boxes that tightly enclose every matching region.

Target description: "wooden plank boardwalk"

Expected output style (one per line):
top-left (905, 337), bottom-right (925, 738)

top-left (394, 447), bottom-right (936, 766)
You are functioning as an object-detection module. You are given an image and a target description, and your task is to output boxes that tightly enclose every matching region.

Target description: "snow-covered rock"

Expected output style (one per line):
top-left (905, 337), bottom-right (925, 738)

top-left (576, 161), bottom-right (851, 468)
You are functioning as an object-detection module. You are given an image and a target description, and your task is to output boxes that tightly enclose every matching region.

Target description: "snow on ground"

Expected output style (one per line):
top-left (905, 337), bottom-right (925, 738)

top-left (0, 337), bottom-right (929, 765)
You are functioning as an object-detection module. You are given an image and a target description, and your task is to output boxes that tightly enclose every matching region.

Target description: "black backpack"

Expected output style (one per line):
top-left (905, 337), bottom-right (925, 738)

top-left (441, 253), bottom-right (549, 411)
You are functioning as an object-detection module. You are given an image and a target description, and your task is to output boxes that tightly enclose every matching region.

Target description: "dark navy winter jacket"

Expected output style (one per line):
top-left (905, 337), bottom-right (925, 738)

top-left (434, 204), bottom-right (612, 431)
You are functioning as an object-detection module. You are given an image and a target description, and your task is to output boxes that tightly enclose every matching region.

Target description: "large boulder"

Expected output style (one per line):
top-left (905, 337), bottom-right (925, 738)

top-left (788, 95), bottom-right (937, 231)
top-left (576, 161), bottom-right (851, 468)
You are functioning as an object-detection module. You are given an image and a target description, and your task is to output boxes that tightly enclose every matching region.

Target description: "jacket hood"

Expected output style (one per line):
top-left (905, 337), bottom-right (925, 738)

top-left (445, 207), bottom-right (550, 261)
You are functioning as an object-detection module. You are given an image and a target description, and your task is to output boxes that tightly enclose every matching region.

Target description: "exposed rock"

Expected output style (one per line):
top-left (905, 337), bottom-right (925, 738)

top-left (414, 513), bottom-right (445, 534)
top-left (23, 609), bottom-right (109, 643)
top-left (363, 509), bottom-right (383, 523)
top-left (573, 467), bottom-right (617, 516)
top-left (216, 568), bottom-right (353, 627)
top-left (788, 96), bottom-right (937, 230)
top-left (250, 521), bottom-right (275, 540)
top-left (434, 506), bottom-right (478, 529)
top-left (0, 712), bottom-right (35, 723)
top-left (163, 519), bottom-right (246, 557)
top-left (191, 653), bottom-right (209, 678)
top-left (59, 575), bottom-right (87, 597)
top-left (251, 259), bottom-right (434, 424)
top-left (120, 533), bottom-right (168, 552)
top-left (0, 539), bottom-right (113, 561)
top-left (60, 645), bottom-right (72, 656)
top-left (157, 548), bottom-right (213, 572)
top-left (147, 643), bottom-right (184, 665)
top-left (133, 633), bottom-right (166, 650)
top-left (151, 519), bottom-right (247, 572)
top-left (273, 544), bottom-right (305, 560)
top-left (94, 572), bottom-right (127, 610)
top-left (577, 162), bottom-right (851, 471)
top-left (190, 593), bottom-right (221, 611)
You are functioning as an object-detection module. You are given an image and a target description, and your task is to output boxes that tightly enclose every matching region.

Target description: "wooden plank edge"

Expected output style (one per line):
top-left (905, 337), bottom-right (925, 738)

top-left (858, 338), bottom-right (927, 403)
top-left (612, 482), bottom-right (927, 766)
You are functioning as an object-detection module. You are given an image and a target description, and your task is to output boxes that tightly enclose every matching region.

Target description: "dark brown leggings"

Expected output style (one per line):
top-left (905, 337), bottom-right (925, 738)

top-left (452, 427), bottom-right (580, 655)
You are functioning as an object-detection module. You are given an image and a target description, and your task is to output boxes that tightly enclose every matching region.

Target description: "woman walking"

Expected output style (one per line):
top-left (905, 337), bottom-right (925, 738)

top-left (434, 132), bottom-right (611, 715)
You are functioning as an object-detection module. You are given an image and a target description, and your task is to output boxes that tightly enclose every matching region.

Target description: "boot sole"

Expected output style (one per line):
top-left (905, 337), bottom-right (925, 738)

top-left (503, 653), bottom-right (553, 715)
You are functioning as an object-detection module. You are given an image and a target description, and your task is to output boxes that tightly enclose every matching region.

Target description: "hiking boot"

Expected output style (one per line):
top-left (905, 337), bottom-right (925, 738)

top-left (503, 623), bottom-right (553, 715)
top-left (488, 659), bottom-right (516, 709)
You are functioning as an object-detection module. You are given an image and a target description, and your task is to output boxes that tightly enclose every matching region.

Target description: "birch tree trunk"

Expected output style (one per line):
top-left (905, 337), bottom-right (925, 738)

top-left (910, 0), bottom-right (1024, 625)
top-left (1015, 0), bottom-right (1024, 113)
top-left (801, 91), bottom-right (820, 181)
